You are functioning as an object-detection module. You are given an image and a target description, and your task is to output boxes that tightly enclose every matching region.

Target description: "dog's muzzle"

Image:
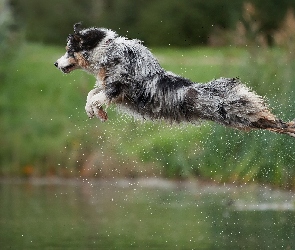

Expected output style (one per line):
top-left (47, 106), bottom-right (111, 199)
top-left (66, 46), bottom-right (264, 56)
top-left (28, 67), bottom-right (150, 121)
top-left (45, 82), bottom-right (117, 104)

top-left (54, 54), bottom-right (78, 74)
top-left (54, 61), bottom-right (76, 74)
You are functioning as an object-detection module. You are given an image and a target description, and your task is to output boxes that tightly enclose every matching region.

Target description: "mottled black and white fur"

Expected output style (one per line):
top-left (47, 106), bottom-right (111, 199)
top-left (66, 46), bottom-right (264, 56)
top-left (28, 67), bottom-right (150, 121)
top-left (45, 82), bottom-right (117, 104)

top-left (55, 23), bottom-right (295, 137)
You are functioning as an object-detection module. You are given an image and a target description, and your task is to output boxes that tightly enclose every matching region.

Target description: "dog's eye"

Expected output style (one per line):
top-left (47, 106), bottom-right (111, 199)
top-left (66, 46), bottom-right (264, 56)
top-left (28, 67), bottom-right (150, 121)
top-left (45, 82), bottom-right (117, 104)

top-left (68, 50), bottom-right (75, 58)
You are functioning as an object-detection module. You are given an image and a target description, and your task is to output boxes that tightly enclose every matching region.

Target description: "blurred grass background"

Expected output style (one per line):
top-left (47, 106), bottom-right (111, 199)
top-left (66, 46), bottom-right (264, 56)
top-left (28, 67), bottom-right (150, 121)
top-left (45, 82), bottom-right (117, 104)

top-left (0, 0), bottom-right (295, 188)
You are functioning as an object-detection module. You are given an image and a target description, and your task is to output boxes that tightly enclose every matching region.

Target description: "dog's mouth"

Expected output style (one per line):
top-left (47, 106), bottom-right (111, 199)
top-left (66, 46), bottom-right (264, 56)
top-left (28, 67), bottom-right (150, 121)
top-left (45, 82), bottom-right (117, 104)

top-left (61, 63), bottom-right (77, 74)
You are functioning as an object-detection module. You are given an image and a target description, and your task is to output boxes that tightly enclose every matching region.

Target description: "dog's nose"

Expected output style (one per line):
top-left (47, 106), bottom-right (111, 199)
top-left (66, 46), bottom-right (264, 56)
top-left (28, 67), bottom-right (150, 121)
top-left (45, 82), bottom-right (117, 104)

top-left (54, 62), bottom-right (58, 67)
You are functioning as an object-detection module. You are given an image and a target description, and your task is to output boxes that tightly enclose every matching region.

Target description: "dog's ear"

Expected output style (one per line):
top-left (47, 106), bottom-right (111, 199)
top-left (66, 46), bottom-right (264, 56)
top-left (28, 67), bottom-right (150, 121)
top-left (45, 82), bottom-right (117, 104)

top-left (79, 29), bottom-right (106, 51)
top-left (67, 33), bottom-right (81, 53)
top-left (74, 22), bottom-right (82, 34)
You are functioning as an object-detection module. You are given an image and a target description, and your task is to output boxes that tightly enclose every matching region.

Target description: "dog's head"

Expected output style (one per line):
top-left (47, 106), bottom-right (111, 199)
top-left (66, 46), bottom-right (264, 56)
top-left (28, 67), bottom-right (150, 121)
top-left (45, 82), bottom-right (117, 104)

top-left (54, 23), bottom-right (116, 74)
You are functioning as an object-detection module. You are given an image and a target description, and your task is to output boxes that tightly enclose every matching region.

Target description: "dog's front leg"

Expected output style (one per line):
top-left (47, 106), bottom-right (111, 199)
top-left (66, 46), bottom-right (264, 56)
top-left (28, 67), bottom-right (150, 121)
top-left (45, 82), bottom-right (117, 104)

top-left (86, 88), bottom-right (101, 106)
top-left (85, 90), bottom-right (109, 121)
top-left (85, 76), bottom-right (105, 107)
top-left (85, 88), bottom-right (100, 117)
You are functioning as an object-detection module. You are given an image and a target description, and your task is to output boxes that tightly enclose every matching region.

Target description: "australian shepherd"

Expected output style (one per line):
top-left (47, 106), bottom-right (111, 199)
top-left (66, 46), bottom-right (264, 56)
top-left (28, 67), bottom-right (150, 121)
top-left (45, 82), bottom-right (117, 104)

top-left (55, 23), bottom-right (295, 137)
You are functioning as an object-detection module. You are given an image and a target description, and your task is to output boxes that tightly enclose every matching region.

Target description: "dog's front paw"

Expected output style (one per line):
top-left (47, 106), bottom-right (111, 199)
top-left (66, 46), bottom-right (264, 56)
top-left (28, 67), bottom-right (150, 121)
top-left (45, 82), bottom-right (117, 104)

top-left (85, 91), bottom-right (108, 121)
top-left (97, 106), bottom-right (108, 122)
top-left (85, 102), bottom-right (95, 118)
top-left (85, 101), bottom-right (108, 121)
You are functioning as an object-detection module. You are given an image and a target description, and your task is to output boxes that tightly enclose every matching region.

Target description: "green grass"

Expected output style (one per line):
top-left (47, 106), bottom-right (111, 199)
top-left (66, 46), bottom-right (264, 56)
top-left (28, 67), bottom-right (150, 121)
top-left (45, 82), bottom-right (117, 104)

top-left (0, 43), bottom-right (295, 188)
top-left (153, 46), bottom-right (247, 82)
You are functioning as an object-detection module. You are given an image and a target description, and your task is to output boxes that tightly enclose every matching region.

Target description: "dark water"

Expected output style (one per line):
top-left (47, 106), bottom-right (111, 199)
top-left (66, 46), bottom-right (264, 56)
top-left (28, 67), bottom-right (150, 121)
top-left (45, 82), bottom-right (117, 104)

top-left (1, 178), bottom-right (295, 249)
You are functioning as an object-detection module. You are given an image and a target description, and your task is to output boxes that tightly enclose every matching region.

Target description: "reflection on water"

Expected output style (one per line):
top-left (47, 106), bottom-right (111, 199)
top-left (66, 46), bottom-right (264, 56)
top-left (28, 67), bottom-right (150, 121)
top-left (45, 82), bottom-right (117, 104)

top-left (0, 178), bottom-right (295, 249)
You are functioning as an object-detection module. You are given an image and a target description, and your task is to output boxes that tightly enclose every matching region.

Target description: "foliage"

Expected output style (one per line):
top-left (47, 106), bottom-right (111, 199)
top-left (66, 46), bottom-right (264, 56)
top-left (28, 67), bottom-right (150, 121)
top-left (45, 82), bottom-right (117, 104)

top-left (0, 0), bottom-right (19, 70)
top-left (0, 0), bottom-right (13, 49)
top-left (98, 0), bottom-right (241, 46)
top-left (249, 0), bottom-right (295, 45)
top-left (9, 0), bottom-right (295, 46)
top-left (10, 0), bottom-right (94, 44)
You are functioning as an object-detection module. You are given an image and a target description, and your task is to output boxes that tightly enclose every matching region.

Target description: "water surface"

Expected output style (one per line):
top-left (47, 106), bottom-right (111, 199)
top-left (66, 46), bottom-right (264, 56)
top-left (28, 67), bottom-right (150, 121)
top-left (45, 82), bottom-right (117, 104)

top-left (1, 178), bottom-right (295, 249)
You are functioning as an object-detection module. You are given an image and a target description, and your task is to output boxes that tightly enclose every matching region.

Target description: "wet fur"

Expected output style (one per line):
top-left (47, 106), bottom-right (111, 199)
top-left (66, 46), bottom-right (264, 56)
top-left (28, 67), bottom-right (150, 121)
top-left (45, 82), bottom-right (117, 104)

top-left (55, 23), bottom-right (295, 137)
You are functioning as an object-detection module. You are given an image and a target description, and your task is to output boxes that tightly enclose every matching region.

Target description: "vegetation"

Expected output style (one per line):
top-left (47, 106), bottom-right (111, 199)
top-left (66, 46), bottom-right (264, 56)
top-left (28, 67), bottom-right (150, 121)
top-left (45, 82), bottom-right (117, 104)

top-left (10, 0), bottom-right (295, 46)
top-left (0, 43), bottom-right (294, 188)
top-left (0, 0), bottom-right (19, 73)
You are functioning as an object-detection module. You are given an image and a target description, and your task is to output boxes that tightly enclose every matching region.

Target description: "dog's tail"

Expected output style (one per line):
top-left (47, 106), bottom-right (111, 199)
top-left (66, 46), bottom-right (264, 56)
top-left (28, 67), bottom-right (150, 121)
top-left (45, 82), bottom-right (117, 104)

top-left (270, 124), bottom-right (295, 138)
top-left (257, 119), bottom-right (295, 138)
top-left (230, 95), bottom-right (295, 138)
